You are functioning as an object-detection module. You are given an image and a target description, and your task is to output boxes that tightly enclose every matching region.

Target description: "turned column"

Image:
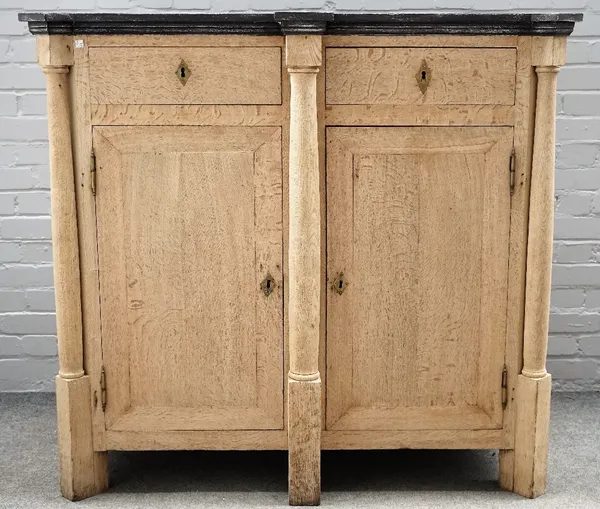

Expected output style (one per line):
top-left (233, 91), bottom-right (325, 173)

top-left (38, 35), bottom-right (108, 501)
top-left (514, 37), bottom-right (565, 499)
top-left (285, 34), bottom-right (323, 506)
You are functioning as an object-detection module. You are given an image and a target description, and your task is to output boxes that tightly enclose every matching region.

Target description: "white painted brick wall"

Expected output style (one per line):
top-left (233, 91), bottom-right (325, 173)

top-left (0, 0), bottom-right (599, 391)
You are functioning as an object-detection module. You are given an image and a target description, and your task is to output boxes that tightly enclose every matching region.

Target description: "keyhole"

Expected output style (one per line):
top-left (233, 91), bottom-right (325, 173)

top-left (180, 67), bottom-right (186, 78)
top-left (266, 279), bottom-right (271, 290)
top-left (421, 70), bottom-right (427, 81)
top-left (339, 279), bottom-right (343, 289)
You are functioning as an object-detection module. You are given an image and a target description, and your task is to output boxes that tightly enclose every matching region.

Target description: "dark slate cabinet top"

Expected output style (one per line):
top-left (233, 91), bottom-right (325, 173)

top-left (19, 11), bottom-right (582, 37)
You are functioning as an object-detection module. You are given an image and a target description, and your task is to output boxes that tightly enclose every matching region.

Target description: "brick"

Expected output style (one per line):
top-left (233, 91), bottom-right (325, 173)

top-left (362, 0), bottom-right (402, 10)
top-left (0, 265), bottom-right (54, 288)
top-left (579, 337), bottom-right (600, 356)
top-left (0, 291), bottom-right (26, 312)
top-left (554, 218), bottom-right (600, 240)
top-left (21, 242), bottom-right (52, 263)
top-left (17, 192), bottom-right (51, 215)
top-left (19, 93), bottom-right (47, 116)
top-left (562, 93), bottom-right (600, 116)
top-left (0, 358), bottom-right (57, 391)
top-left (0, 242), bottom-right (21, 262)
top-left (26, 289), bottom-right (55, 311)
top-left (140, 0), bottom-right (173, 6)
top-left (572, 12), bottom-right (600, 38)
top-left (15, 144), bottom-right (49, 166)
top-left (0, 217), bottom-right (52, 239)
top-left (0, 40), bottom-right (9, 63)
top-left (197, 0), bottom-right (228, 9)
top-left (556, 144), bottom-right (599, 169)
top-left (32, 166), bottom-right (50, 189)
top-left (586, 290), bottom-right (600, 309)
top-left (565, 41), bottom-right (591, 64)
top-left (554, 243), bottom-right (593, 264)
top-left (549, 313), bottom-right (600, 334)
top-left (555, 169), bottom-right (600, 191)
top-left (0, 13), bottom-right (29, 36)
top-left (558, 67), bottom-right (600, 91)
top-left (556, 193), bottom-right (592, 216)
top-left (0, 194), bottom-right (16, 215)
top-left (548, 336), bottom-right (579, 356)
top-left (0, 169), bottom-right (34, 191)
top-left (21, 335), bottom-right (57, 357)
top-left (547, 359), bottom-right (599, 380)
top-left (0, 92), bottom-right (18, 115)
top-left (0, 118), bottom-right (49, 141)
top-left (557, 119), bottom-right (600, 141)
top-left (0, 313), bottom-right (56, 335)
top-left (97, 0), bottom-right (134, 7)
top-left (0, 335), bottom-right (22, 357)
top-left (553, 265), bottom-right (600, 287)
top-left (53, 0), bottom-right (95, 8)
top-left (591, 43), bottom-right (600, 64)
top-left (0, 144), bottom-right (17, 165)
top-left (9, 38), bottom-right (36, 63)
top-left (551, 289), bottom-right (585, 309)
top-left (0, 65), bottom-right (46, 90)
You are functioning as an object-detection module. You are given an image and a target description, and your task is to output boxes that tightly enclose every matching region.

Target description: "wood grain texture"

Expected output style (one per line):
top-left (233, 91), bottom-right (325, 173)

top-left (56, 376), bottom-right (108, 500)
top-left (522, 64), bottom-right (559, 379)
top-left (87, 34), bottom-right (284, 47)
top-left (94, 126), bottom-right (283, 433)
top-left (286, 34), bottom-right (322, 506)
top-left (106, 430), bottom-right (288, 450)
top-left (70, 35), bottom-right (108, 453)
top-left (499, 36), bottom-right (536, 491)
top-left (514, 374), bottom-right (552, 498)
top-left (288, 379), bottom-right (321, 506)
top-left (91, 104), bottom-right (283, 126)
top-left (324, 35), bottom-right (518, 48)
top-left (325, 104), bottom-right (514, 126)
top-left (89, 46), bottom-right (282, 105)
top-left (326, 127), bottom-right (512, 432)
top-left (40, 49), bottom-right (83, 381)
top-left (326, 48), bottom-right (516, 105)
top-left (322, 429), bottom-right (502, 450)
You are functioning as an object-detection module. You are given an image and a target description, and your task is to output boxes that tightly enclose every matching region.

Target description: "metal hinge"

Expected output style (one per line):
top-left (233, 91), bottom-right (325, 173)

top-left (100, 366), bottom-right (107, 412)
top-left (509, 150), bottom-right (515, 194)
top-left (90, 149), bottom-right (97, 196)
top-left (501, 365), bottom-right (508, 409)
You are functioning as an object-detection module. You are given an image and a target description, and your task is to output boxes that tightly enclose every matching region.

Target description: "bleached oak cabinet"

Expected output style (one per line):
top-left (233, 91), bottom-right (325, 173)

top-left (20, 11), bottom-right (582, 505)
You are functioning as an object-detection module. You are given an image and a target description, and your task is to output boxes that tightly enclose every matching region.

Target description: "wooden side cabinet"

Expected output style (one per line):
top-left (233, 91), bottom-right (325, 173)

top-left (19, 11), bottom-right (582, 505)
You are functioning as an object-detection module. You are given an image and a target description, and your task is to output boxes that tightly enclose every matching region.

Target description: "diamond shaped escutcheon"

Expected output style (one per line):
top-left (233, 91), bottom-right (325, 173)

top-left (176, 59), bottom-right (191, 86)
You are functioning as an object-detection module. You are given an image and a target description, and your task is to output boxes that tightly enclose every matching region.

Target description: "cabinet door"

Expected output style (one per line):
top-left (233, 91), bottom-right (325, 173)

top-left (94, 126), bottom-right (283, 432)
top-left (326, 127), bottom-right (512, 431)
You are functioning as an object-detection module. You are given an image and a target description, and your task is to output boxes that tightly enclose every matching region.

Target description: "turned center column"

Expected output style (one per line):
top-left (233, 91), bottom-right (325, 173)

top-left (285, 33), bottom-right (323, 506)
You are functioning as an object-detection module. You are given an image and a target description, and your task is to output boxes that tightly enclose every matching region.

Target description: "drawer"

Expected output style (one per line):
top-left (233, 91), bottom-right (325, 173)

top-left (326, 47), bottom-right (516, 106)
top-left (89, 47), bottom-right (282, 105)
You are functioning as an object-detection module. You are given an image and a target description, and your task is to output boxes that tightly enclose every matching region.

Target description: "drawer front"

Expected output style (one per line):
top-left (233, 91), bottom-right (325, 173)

top-left (90, 46), bottom-right (282, 105)
top-left (326, 47), bottom-right (516, 105)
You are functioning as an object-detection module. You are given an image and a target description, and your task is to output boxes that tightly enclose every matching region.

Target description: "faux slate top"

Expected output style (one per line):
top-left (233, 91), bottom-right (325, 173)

top-left (19, 12), bottom-right (582, 36)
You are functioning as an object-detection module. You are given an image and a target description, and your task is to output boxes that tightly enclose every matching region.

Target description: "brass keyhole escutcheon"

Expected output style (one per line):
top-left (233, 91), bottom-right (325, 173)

top-left (176, 59), bottom-right (191, 86)
top-left (261, 273), bottom-right (276, 297)
top-left (331, 272), bottom-right (348, 295)
top-left (416, 59), bottom-right (431, 94)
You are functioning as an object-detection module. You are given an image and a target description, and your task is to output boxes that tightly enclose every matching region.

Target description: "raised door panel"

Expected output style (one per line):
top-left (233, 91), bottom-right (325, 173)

top-left (326, 127), bottom-right (512, 431)
top-left (94, 126), bottom-right (283, 432)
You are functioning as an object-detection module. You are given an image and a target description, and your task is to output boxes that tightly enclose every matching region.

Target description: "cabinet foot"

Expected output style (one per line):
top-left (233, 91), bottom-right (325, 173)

top-left (512, 373), bottom-right (551, 498)
top-left (288, 378), bottom-right (321, 506)
top-left (56, 376), bottom-right (108, 501)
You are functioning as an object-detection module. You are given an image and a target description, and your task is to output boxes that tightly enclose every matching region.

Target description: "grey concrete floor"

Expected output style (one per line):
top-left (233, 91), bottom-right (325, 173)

top-left (0, 392), bottom-right (598, 509)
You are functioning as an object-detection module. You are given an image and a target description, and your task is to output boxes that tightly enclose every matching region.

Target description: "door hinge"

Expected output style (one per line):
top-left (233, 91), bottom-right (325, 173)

top-left (90, 149), bottom-right (97, 196)
top-left (100, 366), bottom-right (107, 412)
top-left (509, 150), bottom-right (516, 194)
top-left (501, 365), bottom-right (508, 409)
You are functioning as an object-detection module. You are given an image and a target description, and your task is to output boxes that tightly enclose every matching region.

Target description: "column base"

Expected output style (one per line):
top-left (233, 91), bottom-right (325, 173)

top-left (288, 377), bottom-right (321, 506)
top-left (512, 373), bottom-right (552, 498)
top-left (56, 375), bottom-right (108, 501)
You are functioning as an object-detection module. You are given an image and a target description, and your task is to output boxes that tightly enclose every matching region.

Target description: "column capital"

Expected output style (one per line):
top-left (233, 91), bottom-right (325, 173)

top-left (285, 34), bottom-right (323, 71)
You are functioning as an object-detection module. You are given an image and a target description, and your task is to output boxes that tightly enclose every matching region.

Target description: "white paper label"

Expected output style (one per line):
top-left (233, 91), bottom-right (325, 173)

top-left (75, 40), bottom-right (84, 49)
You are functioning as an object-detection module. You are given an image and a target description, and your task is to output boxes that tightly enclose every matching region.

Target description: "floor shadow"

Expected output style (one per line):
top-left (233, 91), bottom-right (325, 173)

top-left (108, 448), bottom-right (500, 494)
